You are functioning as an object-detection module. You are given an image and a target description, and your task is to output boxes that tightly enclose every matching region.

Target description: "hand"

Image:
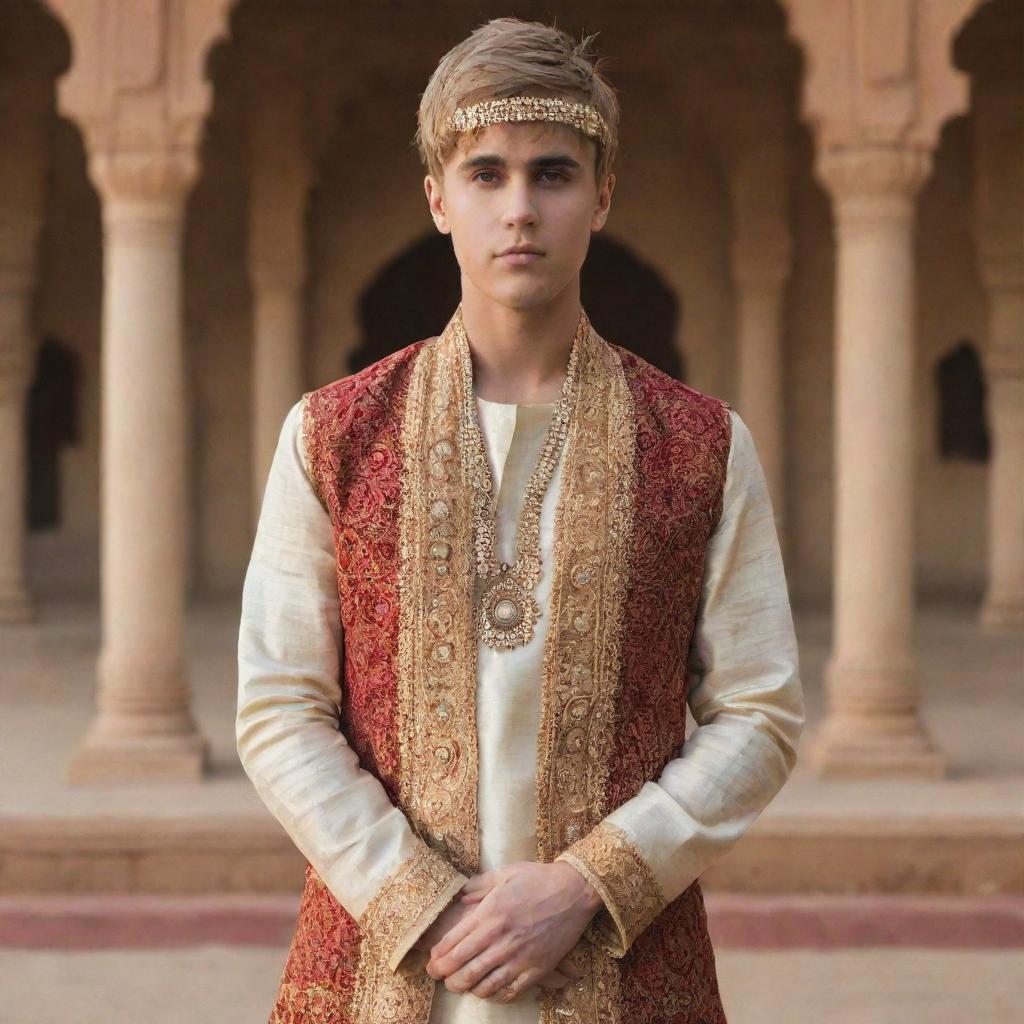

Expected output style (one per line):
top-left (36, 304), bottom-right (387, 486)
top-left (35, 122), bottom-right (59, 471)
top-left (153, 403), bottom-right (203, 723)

top-left (411, 883), bottom-right (489, 955)
top-left (425, 861), bottom-right (602, 1003)
top-left (457, 878), bottom-right (590, 997)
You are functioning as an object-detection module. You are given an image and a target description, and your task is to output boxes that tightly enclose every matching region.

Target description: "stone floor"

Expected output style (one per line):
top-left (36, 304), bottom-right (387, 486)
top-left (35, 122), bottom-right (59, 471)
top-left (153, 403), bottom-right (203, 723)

top-left (2, 594), bottom-right (1022, 820)
top-left (1, 595), bottom-right (1022, 1022)
top-left (0, 944), bottom-right (1020, 1024)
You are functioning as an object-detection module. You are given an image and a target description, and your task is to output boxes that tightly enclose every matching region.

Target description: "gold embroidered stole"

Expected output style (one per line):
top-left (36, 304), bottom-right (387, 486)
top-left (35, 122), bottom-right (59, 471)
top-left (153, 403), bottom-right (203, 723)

top-left (389, 310), bottom-right (637, 1022)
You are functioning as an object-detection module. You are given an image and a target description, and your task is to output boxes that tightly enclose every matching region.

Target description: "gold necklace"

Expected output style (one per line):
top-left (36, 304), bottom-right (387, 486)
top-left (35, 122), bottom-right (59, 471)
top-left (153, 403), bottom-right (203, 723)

top-left (454, 304), bottom-right (588, 650)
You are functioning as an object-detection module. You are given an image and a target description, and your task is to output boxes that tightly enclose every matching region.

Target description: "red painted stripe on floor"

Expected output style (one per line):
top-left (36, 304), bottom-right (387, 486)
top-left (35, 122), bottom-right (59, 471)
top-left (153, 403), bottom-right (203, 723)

top-left (704, 893), bottom-right (1024, 949)
top-left (0, 894), bottom-right (300, 950)
top-left (0, 893), bottom-right (1022, 951)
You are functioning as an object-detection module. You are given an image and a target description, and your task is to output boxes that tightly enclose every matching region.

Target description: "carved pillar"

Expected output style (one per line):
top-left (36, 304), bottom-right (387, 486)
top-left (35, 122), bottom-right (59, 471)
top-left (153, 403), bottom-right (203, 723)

top-left (48, 0), bottom-right (231, 782)
top-left (245, 65), bottom-right (313, 522)
top-left (971, 53), bottom-right (1024, 631)
top-left (782, 0), bottom-right (978, 775)
top-left (728, 118), bottom-right (793, 544)
top-left (815, 144), bottom-right (946, 776)
top-left (977, 252), bottom-right (1024, 631)
top-left (704, 56), bottom-right (796, 554)
top-left (0, 75), bottom-right (49, 622)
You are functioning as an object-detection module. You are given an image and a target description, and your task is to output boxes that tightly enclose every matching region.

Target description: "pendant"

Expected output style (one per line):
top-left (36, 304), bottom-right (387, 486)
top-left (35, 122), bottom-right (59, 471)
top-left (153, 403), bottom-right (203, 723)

top-left (478, 568), bottom-right (540, 650)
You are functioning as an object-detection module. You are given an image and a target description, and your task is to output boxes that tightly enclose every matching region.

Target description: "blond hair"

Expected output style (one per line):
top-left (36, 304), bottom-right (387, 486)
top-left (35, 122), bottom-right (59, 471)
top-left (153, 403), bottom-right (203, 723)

top-left (414, 17), bottom-right (620, 184)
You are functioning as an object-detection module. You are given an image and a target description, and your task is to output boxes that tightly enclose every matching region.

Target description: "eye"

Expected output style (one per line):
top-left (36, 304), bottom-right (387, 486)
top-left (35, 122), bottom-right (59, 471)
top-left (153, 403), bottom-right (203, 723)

top-left (539, 170), bottom-right (568, 182)
top-left (472, 170), bottom-right (498, 183)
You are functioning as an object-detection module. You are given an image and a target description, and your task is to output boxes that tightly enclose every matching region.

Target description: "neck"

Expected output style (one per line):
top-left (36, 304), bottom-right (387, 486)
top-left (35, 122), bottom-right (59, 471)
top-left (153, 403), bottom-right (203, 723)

top-left (458, 283), bottom-right (583, 404)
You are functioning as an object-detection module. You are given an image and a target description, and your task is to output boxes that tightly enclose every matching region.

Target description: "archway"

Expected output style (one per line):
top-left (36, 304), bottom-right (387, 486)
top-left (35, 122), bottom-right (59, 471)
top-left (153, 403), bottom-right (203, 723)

top-left (349, 233), bottom-right (685, 380)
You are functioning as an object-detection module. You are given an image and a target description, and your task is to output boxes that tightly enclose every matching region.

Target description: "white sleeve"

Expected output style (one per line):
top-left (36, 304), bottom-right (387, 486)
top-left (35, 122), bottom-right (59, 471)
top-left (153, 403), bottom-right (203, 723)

top-left (556, 408), bottom-right (805, 957)
top-left (236, 397), bottom-right (468, 974)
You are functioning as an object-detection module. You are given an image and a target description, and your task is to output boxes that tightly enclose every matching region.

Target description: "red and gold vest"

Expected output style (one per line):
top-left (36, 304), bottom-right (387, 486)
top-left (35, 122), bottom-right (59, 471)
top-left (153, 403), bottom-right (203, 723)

top-left (269, 311), bottom-right (732, 1024)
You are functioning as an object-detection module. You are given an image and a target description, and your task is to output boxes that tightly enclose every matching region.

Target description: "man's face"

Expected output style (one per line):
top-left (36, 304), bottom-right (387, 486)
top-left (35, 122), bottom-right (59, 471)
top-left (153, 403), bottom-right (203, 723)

top-left (424, 120), bottom-right (615, 310)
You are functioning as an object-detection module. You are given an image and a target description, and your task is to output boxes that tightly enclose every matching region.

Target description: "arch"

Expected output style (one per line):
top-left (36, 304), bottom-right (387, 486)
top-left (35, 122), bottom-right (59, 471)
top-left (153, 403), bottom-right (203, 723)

top-left (935, 339), bottom-right (990, 462)
top-left (349, 232), bottom-right (685, 380)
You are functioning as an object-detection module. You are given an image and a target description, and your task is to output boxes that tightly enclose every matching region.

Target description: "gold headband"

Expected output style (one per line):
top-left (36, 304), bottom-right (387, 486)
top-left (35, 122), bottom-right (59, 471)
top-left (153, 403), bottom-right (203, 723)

top-left (446, 95), bottom-right (610, 147)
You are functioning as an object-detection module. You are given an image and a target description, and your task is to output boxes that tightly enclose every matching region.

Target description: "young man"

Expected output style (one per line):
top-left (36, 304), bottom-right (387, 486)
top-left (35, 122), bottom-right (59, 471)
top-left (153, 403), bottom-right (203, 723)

top-left (236, 16), bottom-right (804, 1024)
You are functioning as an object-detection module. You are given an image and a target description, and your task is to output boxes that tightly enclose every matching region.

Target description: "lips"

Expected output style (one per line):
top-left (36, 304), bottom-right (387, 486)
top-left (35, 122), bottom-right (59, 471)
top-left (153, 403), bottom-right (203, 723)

top-left (499, 251), bottom-right (543, 265)
top-left (499, 246), bottom-right (543, 256)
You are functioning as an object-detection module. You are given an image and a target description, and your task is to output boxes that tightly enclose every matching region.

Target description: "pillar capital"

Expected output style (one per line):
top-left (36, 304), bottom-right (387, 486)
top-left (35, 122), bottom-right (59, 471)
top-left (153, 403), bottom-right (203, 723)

top-left (817, 143), bottom-right (933, 214)
top-left (46, 0), bottom-right (230, 209)
top-left (780, 0), bottom-right (978, 152)
top-left (89, 149), bottom-right (199, 224)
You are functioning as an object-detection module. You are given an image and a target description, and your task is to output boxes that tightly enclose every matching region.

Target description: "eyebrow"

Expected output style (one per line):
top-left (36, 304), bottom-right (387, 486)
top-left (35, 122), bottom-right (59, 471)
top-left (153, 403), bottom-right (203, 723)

top-left (456, 153), bottom-right (582, 174)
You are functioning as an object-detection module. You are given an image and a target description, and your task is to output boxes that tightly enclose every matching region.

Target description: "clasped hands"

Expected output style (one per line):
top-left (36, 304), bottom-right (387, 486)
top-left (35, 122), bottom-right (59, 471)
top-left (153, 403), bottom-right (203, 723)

top-left (410, 860), bottom-right (603, 1004)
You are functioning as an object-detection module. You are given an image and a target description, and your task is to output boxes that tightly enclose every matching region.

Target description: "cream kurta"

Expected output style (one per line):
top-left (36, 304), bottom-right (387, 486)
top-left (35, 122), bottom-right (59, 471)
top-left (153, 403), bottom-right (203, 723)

top-left (237, 389), bottom-right (804, 1024)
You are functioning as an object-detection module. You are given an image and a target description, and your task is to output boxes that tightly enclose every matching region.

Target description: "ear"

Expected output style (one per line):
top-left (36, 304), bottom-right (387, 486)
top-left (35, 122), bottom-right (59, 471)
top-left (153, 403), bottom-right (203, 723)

top-left (591, 172), bottom-right (615, 232)
top-left (424, 174), bottom-right (451, 235)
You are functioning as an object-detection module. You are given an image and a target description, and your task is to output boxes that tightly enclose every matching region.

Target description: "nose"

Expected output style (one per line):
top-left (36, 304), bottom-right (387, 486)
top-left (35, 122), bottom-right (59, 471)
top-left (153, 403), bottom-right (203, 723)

top-left (503, 176), bottom-right (538, 229)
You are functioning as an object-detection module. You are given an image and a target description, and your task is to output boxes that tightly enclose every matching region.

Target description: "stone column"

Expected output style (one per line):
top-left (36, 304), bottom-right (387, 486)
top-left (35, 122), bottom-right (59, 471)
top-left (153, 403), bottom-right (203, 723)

top-left (782, 0), bottom-right (977, 775)
top-left (68, 151), bottom-right (211, 782)
top-left (812, 145), bottom-right (946, 776)
top-left (717, 79), bottom-right (794, 547)
top-left (0, 285), bottom-right (36, 624)
top-left (49, 0), bottom-right (231, 782)
top-left (0, 76), bottom-right (50, 623)
top-left (977, 256), bottom-right (1024, 631)
top-left (732, 238), bottom-right (792, 543)
top-left (246, 77), bottom-right (313, 521)
top-left (972, 67), bottom-right (1024, 631)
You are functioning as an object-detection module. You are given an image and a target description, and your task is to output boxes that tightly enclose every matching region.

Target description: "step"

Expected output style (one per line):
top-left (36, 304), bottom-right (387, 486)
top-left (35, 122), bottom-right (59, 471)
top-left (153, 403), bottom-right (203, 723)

top-left (1, 892), bottom-right (1022, 950)
top-left (2, 812), bottom-right (1022, 897)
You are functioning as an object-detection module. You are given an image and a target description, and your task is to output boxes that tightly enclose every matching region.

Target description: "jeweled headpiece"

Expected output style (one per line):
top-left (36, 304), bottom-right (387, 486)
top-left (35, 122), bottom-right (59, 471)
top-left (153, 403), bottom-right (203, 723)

top-left (445, 95), bottom-right (610, 147)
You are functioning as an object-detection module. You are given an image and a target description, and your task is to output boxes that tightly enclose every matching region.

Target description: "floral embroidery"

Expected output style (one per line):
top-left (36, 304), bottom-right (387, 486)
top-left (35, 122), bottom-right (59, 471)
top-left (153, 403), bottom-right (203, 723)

top-left (273, 328), bottom-right (732, 1024)
top-left (611, 346), bottom-right (732, 799)
top-left (534, 330), bottom-right (636, 859)
top-left (303, 344), bottom-right (426, 799)
top-left (603, 347), bottom-right (731, 1024)
top-left (396, 323), bottom-right (481, 873)
top-left (556, 820), bottom-right (666, 957)
top-left (299, 392), bottom-right (328, 514)
top-left (356, 844), bottom-right (467, 971)
top-left (349, 846), bottom-right (466, 1022)
top-left (267, 864), bottom-right (362, 1023)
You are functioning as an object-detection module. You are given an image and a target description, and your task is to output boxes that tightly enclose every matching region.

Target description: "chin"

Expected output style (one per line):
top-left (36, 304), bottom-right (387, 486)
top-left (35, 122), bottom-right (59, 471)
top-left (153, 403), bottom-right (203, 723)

top-left (498, 278), bottom-right (562, 308)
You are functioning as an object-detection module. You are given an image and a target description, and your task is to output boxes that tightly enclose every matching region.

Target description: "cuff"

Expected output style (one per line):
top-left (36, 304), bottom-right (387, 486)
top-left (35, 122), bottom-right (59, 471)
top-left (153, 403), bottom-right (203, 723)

top-left (357, 843), bottom-right (470, 974)
top-left (555, 820), bottom-right (666, 958)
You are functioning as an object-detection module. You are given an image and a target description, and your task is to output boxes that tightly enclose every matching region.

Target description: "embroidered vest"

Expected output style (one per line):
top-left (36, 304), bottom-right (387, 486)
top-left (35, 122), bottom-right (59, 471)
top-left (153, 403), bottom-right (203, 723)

top-left (269, 314), bottom-right (732, 1024)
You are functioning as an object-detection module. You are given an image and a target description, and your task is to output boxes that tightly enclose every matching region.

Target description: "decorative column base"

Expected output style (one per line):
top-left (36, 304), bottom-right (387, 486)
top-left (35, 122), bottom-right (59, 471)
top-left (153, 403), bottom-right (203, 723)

top-left (807, 722), bottom-right (946, 778)
top-left (68, 730), bottom-right (209, 785)
top-left (807, 661), bottom-right (946, 778)
top-left (69, 649), bottom-right (210, 784)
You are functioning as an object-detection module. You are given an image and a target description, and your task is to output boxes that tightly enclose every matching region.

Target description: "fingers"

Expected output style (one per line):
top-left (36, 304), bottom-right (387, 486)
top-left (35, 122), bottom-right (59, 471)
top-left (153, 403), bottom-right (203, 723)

top-left (428, 911), bottom-right (481, 965)
top-left (495, 966), bottom-right (544, 1002)
top-left (459, 870), bottom-right (494, 895)
top-left (441, 940), bottom-right (513, 995)
top-left (430, 925), bottom-right (503, 985)
top-left (466, 959), bottom-right (523, 1001)
top-left (459, 890), bottom-right (486, 904)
